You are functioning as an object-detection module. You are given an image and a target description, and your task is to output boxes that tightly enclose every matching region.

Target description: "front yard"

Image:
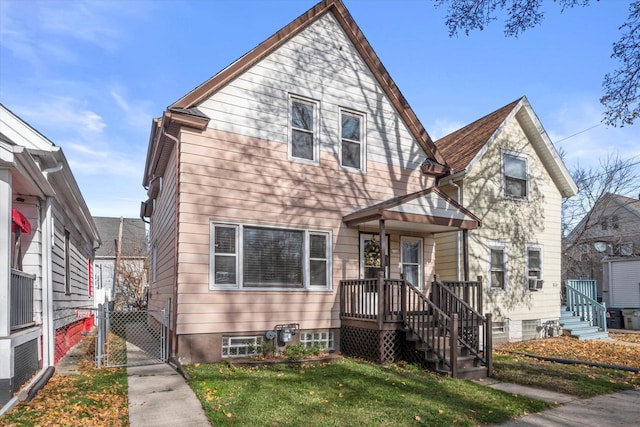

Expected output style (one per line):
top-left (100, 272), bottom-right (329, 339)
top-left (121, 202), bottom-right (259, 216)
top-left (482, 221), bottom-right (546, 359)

top-left (2, 335), bottom-right (638, 426)
top-left (185, 359), bottom-right (550, 426)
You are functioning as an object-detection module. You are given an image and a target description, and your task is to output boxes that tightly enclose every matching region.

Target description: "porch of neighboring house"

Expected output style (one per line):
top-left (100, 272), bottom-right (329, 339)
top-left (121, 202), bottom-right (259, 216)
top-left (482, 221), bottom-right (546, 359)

top-left (339, 188), bottom-right (492, 379)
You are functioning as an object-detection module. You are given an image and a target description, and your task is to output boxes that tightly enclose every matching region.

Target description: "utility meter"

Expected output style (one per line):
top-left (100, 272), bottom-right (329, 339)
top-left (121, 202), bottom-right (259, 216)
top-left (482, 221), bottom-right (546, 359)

top-left (279, 328), bottom-right (293, 343)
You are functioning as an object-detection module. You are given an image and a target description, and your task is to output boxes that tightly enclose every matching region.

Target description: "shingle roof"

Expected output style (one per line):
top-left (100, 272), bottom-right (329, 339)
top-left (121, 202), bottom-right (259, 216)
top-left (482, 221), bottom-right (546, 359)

top-left (435, 98), bottom-right (522, 173)
top-left (93, 217), bottom-right (147, 258)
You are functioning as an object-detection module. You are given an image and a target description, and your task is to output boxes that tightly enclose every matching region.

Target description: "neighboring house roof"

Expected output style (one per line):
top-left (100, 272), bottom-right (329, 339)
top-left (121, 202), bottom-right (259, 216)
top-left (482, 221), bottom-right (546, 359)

top-left (94, 217), bottom-right (147, 258)
top-left (167, 0), bottom-right (444, 166)
top-left (565, 192), bottom-right (640, 242)
top-left (435, 96), bottom-right (578, 198)
top-left (611, 193), bottom-right (640, 219)
top-left (1, 103), bottom-right (100, 247)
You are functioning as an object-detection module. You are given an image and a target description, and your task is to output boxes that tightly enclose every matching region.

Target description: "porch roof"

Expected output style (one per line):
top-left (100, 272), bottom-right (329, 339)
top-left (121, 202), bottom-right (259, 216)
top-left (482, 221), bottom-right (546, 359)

top-left (342, 187), bottom-right (481, 233)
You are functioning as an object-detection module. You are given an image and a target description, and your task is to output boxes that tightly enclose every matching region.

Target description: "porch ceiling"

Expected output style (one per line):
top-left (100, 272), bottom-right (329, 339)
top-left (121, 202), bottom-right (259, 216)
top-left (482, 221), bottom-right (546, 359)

top-left (342, 187), bottom-right (481, 233)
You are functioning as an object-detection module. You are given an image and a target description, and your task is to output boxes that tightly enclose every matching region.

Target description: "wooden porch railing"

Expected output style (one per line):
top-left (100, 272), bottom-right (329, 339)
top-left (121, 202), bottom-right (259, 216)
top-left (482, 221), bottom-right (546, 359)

top-left (564, 280), bottom-right (607, 332)
top-left (432, 280), bottom-right (490, 366)
top-left (340, 275), bottom-right (492, 377)
top-left (10, 269), bottom-right (36, 331)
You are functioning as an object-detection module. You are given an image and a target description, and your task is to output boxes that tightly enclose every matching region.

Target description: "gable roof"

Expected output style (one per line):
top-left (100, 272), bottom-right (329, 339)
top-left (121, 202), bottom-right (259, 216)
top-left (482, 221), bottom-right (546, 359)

top-left (611, 193), bottom-right (640, 219)
top-left (94, 217), bottom-right (147, 258)
top-left (168, 0), bottom-right (444, 165)
top-left (435, 96), bottom-right (578, 198)
top-left (343, 187), bottom-right (481, 232)
top-left (435, 99), bottom-right (520, 174)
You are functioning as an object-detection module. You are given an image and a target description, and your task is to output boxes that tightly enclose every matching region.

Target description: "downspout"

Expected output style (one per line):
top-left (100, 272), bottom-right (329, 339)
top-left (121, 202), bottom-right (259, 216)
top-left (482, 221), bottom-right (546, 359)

top-left (41, 160), bottom-right (63, 369)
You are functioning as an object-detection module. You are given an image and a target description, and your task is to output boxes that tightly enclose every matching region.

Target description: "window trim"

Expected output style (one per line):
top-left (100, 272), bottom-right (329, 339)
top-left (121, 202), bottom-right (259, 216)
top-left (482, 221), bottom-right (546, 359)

top-left (339, 108), bottom-right (366, 172)
top-left (400, 236), bottom-right (423, 290)
top-left (502, 150), bottom-right (529, 201)
top-left (209, 221), bottom-right (332, 291)
top-left (289, 95), bottom-right (319, 164)
top-left (525, 244), bottom-right (543, 291)
top-left (64, 229), bottom-right (71, 296)
top-left (487, 241), bottom-right (508, 292)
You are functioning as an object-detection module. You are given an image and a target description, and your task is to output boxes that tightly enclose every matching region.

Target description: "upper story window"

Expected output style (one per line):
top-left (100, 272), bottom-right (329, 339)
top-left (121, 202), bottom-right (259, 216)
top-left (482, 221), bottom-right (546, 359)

top-left (340, 109), bottom-right (365, 171)
top-left (601, 218), bottom-right (608, 231)
top-left (503, 152), bottom-right (528, 199)
top-left (290, 96), bottom-right (318, 163)
top-left (210, 222), bottom-right (331, 290)
top-left (611, 216), bottom-right (619, 229)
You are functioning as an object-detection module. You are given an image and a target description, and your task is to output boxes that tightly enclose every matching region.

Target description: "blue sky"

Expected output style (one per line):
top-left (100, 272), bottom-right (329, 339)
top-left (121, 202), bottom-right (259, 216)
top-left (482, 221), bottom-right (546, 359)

top-left (1, 0), bottom-right (638, 218)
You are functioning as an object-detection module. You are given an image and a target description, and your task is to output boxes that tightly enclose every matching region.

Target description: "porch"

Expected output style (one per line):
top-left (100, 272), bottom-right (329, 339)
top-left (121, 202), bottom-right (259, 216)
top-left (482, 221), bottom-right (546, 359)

top-left (339, 274), bottom-right (492, 379)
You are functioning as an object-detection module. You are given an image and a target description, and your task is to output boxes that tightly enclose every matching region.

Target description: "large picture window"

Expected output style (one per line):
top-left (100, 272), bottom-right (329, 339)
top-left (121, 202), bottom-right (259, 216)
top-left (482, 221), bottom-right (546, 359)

top-left (503, 152), bottom-right (528, 199)
top-left (290, 97), bottom-right (318, 163)
top-left (340, 109), bottom-right (365, 171)
top-left (210, 222), bottom-right (331, 290)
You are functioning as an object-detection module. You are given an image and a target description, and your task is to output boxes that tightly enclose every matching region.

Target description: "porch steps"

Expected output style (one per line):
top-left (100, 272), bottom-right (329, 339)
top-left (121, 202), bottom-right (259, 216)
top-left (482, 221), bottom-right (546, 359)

top-left (560, 306), bottom-right (608, 340)
top-left (405, 331), bottom-right (488, 380)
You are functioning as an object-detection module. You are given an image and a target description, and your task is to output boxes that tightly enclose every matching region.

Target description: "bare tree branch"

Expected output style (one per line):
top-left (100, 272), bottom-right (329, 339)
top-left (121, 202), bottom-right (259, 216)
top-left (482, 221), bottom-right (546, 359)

top-left (434, 0), bottom-right (639, 126)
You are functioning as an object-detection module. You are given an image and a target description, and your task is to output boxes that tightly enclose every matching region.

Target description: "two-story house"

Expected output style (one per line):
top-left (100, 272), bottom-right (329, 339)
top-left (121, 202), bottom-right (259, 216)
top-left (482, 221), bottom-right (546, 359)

top-left (564, 193), bottom-right (640, 307)
top-left (433, 97), bottom-right (578, 343)
top-left (1, 104), bottom-right (100, 407)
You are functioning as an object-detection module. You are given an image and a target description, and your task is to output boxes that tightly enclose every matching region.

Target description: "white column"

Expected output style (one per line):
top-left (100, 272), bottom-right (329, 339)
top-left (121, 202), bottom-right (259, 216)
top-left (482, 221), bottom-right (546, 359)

top-left (40, 198), bottom-right (54, 366)
top-left (0, 169), bottom-right (13, 386)
top-left (0, 168), bottom-right (12, 338)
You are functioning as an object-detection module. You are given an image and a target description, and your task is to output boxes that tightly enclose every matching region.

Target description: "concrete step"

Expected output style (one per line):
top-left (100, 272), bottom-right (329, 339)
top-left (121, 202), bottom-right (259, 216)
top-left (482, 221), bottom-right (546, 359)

top-left (574, 331), bottom-right (609, 340)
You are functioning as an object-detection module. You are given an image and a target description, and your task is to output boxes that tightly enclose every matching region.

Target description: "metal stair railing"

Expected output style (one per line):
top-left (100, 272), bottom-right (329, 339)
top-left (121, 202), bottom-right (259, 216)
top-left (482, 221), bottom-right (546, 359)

top-left (564, 280), bottom-right (607, 332)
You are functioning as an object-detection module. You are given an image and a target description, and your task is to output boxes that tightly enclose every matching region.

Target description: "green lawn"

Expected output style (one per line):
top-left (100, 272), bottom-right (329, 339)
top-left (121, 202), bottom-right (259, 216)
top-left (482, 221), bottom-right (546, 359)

top-left (186, 359), bottom-right (551, 426)
top-left (493, 353), bottom-right (640, 398)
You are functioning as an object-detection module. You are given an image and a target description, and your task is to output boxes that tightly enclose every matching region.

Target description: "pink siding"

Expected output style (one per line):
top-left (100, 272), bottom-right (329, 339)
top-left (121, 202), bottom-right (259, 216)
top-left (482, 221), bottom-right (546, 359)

top-left (174, 127), bottom-right (435, 335)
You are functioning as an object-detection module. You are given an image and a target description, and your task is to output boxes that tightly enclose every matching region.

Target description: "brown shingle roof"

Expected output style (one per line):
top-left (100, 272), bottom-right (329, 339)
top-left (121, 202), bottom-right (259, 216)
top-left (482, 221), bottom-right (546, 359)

top-left (435, 98), bottom-right (522, 173)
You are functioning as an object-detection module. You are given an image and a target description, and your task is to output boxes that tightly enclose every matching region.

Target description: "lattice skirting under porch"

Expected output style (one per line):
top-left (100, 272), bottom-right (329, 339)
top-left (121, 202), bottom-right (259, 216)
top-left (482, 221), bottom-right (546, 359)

top-left (341, 326), bottom-right (427, 366)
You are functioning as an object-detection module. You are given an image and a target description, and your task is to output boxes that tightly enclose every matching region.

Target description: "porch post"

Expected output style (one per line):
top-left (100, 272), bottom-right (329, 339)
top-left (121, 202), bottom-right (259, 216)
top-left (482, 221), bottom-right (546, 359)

top-left (0, 169), bottom-right (11, 338)
top-left (379, 219), bottom-right (386, 278)
top-left (462, 229), bottom-right (469, 282)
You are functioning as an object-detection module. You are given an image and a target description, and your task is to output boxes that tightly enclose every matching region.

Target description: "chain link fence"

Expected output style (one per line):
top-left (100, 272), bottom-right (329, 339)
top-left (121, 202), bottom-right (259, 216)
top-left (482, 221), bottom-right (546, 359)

top-left (96, 301), bottom-right (170, 368)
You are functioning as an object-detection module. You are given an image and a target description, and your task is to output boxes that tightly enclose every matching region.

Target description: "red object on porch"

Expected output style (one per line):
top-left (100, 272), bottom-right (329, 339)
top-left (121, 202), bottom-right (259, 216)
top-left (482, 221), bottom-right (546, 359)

top-left (11, 209), bottom-right (31, 234)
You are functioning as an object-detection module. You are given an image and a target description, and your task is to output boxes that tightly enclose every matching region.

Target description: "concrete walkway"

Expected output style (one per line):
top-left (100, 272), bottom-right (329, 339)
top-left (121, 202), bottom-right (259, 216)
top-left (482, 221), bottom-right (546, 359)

top-left (127, 343), bottom-right (210, 427)
top-left (475, 378), bottom-right (640, 426)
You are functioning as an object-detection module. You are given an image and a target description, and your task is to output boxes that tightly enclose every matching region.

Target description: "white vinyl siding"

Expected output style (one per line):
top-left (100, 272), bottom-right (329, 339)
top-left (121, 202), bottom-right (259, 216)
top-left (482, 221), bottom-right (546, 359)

top-left (197, 13), bottom-right (427, 171)
top-left (210, 221), bottom-right (331, 290)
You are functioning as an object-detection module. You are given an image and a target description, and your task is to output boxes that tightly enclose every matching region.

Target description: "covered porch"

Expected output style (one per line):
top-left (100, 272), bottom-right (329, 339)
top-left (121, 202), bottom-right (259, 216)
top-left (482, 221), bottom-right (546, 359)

top-left (339, 188), bottom-right (492, 379)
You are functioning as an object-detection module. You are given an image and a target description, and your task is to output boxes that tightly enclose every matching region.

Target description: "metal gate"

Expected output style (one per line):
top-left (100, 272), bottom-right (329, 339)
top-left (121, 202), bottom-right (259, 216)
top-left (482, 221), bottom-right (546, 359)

top-left (96, 300), bottom-right (170, 368)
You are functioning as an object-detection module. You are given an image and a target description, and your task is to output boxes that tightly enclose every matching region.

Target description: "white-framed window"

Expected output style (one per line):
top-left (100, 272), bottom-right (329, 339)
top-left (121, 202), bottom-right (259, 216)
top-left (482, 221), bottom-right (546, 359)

top-left (299, 331), bottom-right (334, 350)
top-left (289, 96), bottom-right (319, 163)
top-left (526, 245), bottom-right (543, 291)
top-left (502, 151), bottom-right (528, 200)
top-left (488, 241), bottom-right (507, 290)
top-left (401, 236), bottom-right (423, 290)
top-left (222, 336), bottom-right (263, 357)
top-left (210, 221), bottom-right (331, 290)
top-left (340, 109), bottom-right (366, 171)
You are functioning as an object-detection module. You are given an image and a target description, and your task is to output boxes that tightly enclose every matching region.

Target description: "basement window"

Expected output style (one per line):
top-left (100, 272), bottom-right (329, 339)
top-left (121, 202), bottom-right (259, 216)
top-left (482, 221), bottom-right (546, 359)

top-left (222, 336), bottom-right (263, 357)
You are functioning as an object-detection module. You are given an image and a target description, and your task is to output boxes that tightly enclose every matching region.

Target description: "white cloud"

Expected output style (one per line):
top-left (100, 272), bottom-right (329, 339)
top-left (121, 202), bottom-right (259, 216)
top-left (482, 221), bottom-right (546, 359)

top-left (14, 97), bottom-right (107, 136)
top-left (427, 118), bottom-right (467, 141)
top-left (109, 85), bottom-right (155, 132)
